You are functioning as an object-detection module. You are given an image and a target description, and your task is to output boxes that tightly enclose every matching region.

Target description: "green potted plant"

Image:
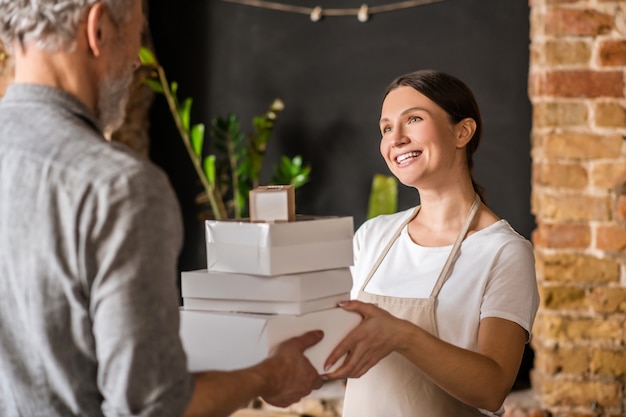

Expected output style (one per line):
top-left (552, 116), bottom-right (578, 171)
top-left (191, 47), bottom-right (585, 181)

top-left (139, 47), bottom-right (311, 220)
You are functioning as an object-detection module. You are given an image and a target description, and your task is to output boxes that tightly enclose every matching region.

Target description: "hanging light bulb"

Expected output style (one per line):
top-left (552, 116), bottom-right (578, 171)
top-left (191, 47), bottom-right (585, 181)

top-left (310, 6), bottom-right (322, 22)
top-left (357, 4), bottom-right (369, 22)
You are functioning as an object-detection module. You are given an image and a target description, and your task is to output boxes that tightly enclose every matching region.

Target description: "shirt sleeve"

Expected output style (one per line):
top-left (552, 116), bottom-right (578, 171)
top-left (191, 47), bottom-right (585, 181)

top-left (84, 163), bottom-right (193, 417)
top-left (480, 238), bottom-right (540, 341)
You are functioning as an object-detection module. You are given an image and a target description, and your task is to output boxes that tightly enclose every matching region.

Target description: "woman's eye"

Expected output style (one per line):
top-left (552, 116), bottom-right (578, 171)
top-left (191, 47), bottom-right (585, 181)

top-left (382, 126), bottom-right (391, 133)
top-left (408, 116), bottom-right (421, 123)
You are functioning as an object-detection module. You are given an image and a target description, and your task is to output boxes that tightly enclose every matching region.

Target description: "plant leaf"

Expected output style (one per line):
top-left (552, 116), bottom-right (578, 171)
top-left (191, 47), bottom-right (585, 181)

top-left (139, 47), bottom-right (158, 66)
top-left (170, 81), bottom-right (179, 98)
top-left (142, 78), bottom-right (164, 94)
top-left (179, 97), bottom-right (193, 133)
top-left (204, 155), bottom-right (216, 187)
top-left (292, 173), bottom-right (309, 188)
top-left (191, 123), bottom-right (205, 157)
top-left (272, 155), bottom-right (310, 187)
top-left (367, 174), bottom-right (398, 219)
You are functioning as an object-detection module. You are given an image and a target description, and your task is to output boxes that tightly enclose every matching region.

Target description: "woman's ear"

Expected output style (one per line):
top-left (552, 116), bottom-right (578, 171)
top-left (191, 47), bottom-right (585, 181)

top-left (455, 118), bottom-right (477, 148)
top-left (86, 2), bottom-right (107, 57)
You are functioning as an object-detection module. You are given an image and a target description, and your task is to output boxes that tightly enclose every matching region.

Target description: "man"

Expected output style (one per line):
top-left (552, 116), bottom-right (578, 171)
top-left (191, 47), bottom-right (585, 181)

top-left (0, 1), bottom-right (324, 416)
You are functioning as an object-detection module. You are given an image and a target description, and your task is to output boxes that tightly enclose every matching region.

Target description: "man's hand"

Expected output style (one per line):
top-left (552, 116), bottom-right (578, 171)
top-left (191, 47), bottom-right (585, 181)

top-left (259, 330), bottom-right (325, 407)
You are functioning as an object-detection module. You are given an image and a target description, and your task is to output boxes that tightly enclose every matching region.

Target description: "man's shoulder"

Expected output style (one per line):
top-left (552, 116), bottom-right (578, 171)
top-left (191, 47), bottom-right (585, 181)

top-left (80, 138), bottom-right (160, 183)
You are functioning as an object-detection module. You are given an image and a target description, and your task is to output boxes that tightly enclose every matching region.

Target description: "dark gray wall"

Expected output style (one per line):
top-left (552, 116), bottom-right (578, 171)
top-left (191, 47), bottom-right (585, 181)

top-left (148, 0), bottom-right (534, 273)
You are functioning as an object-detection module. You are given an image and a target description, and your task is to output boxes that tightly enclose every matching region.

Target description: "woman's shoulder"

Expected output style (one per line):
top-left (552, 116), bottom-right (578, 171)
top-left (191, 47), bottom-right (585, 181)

top-left (469, 219), bottom-right (534, 255)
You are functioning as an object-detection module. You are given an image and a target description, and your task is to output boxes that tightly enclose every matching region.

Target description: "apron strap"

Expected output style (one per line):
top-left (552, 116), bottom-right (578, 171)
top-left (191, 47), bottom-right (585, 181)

top-left (429, 194), bottom-right (481, 299)
top-left (359, 194), bottom-right (482, 299)
top-left (359, 206), bottom-right (420, 292)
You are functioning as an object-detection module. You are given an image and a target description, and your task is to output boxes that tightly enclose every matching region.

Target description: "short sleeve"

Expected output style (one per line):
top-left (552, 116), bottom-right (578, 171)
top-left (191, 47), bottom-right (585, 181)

top-left (480, 239), bottom-right (540, 341)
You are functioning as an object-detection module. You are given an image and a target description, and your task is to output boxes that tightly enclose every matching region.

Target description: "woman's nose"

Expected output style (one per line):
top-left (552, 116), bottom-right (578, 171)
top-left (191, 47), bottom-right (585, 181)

top-left (390, 127), bottom-right (409, 147)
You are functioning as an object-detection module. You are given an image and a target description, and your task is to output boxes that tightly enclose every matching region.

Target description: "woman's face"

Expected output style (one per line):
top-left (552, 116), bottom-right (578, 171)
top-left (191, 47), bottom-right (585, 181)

top-left (379, 86), bottom-right (467, 190)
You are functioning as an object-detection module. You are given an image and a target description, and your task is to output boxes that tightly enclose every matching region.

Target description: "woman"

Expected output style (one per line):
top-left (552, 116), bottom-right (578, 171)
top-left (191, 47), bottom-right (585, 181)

top-left (323, 70), bottom-right (539, 417)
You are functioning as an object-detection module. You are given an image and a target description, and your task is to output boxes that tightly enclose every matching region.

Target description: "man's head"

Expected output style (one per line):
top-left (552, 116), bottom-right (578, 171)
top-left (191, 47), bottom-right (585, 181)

top-left (0, 0), bottom-right (144, 132)
top-left (0, 0), bottom-right (135, 53)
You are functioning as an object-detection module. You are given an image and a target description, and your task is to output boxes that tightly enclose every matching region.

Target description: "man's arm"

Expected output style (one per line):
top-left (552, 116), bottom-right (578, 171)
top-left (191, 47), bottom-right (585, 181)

top-left (182, 331), bottom-right (324, 417)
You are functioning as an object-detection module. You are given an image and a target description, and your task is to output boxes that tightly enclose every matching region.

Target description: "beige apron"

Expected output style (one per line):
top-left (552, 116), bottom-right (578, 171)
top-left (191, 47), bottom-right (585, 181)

top-left (342, 194), bottom-right (485, 417)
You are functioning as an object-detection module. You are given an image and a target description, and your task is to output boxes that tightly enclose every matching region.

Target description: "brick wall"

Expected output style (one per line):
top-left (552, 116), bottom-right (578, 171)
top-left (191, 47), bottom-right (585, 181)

top-left (529, 0), bottom-right (626, 416)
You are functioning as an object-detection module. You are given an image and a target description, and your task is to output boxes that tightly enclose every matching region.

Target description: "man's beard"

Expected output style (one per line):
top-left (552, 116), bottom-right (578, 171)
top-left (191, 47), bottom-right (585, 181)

top-left (97, 71), bottom-right (133, 137)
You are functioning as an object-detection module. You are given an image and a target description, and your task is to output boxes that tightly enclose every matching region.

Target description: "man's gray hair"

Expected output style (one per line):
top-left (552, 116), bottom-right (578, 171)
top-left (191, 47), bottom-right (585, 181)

top-left (0, 0), bottom-right (135, 52)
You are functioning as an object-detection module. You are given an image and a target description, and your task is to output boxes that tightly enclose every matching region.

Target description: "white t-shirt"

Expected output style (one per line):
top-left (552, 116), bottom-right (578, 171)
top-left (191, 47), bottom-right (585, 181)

top-left (351, 208), bottom-right (540, 350)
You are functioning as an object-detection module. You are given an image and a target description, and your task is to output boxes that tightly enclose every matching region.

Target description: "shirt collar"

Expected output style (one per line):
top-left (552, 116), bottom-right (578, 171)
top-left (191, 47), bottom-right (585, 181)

top-left (2, 83), bottom-right (102, 134)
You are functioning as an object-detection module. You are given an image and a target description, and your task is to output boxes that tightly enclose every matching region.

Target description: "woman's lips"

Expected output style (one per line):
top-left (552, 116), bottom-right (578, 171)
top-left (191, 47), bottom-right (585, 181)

top-left (395, 151), bottom-right (422, 164)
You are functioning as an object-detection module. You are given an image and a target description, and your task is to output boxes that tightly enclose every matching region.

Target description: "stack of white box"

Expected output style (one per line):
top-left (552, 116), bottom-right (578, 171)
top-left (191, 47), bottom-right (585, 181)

top-left (178, 213), bottom-right (361, 375)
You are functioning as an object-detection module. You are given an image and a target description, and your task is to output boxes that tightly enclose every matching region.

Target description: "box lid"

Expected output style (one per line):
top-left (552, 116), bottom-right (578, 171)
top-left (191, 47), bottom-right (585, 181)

top-left (205, 215), bottom-right (354, 247)
top-left (181, 268), bottom-right (353, 301)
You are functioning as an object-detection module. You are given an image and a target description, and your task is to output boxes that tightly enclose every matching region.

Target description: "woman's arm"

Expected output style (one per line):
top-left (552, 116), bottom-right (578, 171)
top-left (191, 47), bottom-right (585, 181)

top-left (323, 301), bottom-right (526, 412)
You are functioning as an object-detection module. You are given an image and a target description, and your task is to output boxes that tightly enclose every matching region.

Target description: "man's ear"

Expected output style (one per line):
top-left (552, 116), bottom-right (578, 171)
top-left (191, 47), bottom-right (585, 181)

top-left (455, 118), bottom-right (477, 148)
top-left (86, 2), bottom-right (107, 57)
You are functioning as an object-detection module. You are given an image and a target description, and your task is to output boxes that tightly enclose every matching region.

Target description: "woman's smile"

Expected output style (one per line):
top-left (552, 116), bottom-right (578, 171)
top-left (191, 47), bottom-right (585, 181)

top-left (395, 150), bottom-right (422, 165)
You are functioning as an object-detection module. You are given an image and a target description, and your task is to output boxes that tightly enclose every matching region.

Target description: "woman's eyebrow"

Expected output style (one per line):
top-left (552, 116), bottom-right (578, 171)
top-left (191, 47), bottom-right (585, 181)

top-left (379, 107), bottom-right (429, 124)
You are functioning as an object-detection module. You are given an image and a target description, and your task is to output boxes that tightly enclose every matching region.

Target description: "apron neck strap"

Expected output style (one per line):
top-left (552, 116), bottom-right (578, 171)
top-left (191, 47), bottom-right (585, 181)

top-left (429, 193), bottom-right (481, 298)
top-left (359, 194), bottom-right (482, 299)
top-left (359, 205), bottom-right (419, 293)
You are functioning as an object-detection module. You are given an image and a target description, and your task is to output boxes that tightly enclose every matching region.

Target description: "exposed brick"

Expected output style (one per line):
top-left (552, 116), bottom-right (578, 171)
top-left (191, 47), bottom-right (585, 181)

top-left (535, 193), bottom-right (611, 221)
top-left (530, 10), bottom-right (544, 41)
top-left (545, 8), bottom-right (614, 36)
top-left (590, 287), bottom-right (626, 313)
top-left (536, 253), bottom-right (620, 283)
top-left (598, 40), bottom-right (626, 67)
top-left (536, 377), bottom-right (621, 407)
top-left (533, 222), bottom-right (591, 248)
top-left (530, 71), bottom-right (624, 98)
top-left (591, 162), bottom-right (626, 189)
top-left (529, 43), bottom-right (543, 67)
top-left (595, 102), bottom-right (626, 128)
top-left (539, 284), bottom-right (588, 309)
top-left (530, 0), bottom-right (626, 415)
top-left (617, 3), bottom-right (626, 37)
top-left (572, 318), bottom-right (623, 342)
top-left (533, 162), bottom-right (588, 190)
top-left (545, 40), bottom-right (592, 66)
top-left (542, 133), bottom-right (622, 159)
top-left (590, 349), bottom-right (626, 376)
top-left (596, 224), bottom-right (626, 251)
top-left (618, 194), bottom-right (626, 222)
top-left (533, 102), bottom-right (589, 128)
top-left (533, 344), bottom-right (589, 374)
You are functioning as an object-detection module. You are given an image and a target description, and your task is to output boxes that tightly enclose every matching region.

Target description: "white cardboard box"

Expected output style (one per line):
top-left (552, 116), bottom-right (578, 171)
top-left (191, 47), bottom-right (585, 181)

top-left (181, 268), bottom-right (353, 301)
top-left (182, 293), bottom-right (349, 315)
top-left (179, 307), bottom-right (361, 374)
top-left (205, 216), bottom-right (354, 276)
top-left (249, 185), bottom-right (295, 222)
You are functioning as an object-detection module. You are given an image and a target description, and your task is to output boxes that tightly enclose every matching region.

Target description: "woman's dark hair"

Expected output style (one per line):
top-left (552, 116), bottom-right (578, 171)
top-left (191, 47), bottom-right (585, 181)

top-left (383, 69), bottom-right (486, 203)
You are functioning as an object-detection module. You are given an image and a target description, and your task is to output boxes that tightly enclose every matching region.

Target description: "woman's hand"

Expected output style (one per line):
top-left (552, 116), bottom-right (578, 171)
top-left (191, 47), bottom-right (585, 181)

top-left (322, 301), bottom-right (528, 411)
top-left (322, 300), bottom-right (410, 379)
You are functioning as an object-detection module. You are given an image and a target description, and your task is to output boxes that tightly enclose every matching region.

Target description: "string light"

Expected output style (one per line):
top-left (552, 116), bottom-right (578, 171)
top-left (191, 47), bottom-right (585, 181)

top-left (221, 0), bottom-right (445, 23)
